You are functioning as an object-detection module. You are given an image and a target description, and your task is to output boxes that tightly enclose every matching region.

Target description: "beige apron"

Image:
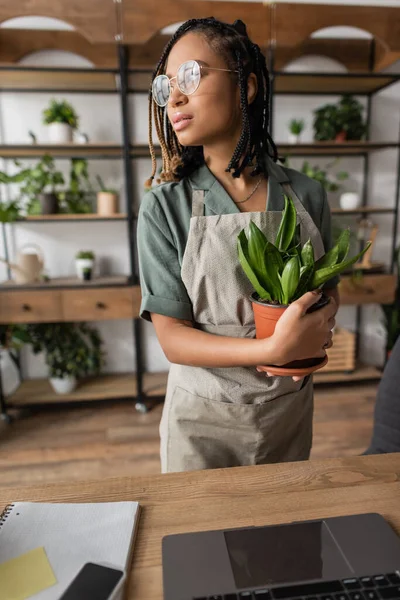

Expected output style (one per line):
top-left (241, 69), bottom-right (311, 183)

top-left (160, 178), bottom-right (326, 473)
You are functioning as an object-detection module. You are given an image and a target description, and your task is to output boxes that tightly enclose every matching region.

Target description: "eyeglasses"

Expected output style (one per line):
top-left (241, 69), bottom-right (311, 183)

top-left (152, 59), bottom-right (237, 107)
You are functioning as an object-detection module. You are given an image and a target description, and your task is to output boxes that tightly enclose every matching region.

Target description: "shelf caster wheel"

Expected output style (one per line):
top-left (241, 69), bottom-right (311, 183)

top-left (135, 402), bottom-right (149, 414)
top-left (0, 413), bottom-right (12, 424)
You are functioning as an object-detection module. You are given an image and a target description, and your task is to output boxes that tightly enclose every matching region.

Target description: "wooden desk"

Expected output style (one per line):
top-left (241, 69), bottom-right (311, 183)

top-left (1, 454), bottom-right (400, 599)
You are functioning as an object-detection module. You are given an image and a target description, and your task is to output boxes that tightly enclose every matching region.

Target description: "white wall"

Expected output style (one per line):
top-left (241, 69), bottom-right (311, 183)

top-left (0, 4), bottom-right (399, 393)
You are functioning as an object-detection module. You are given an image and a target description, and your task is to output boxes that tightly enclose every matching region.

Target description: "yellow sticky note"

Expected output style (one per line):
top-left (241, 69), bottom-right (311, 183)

top-left (0, 546), bottom-right (57, 600)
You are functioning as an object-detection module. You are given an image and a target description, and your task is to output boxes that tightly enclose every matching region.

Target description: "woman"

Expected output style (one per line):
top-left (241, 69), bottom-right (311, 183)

top-left (138, 17), bottom-right (339, 473)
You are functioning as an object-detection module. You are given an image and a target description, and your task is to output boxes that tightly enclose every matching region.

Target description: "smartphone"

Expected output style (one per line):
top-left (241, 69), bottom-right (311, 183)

top-left (59, 562), bottom-right (125, 600)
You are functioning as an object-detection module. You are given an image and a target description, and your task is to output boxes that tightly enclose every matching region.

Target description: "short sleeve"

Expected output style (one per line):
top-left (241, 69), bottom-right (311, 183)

top-left (137, 191), bottom-right (193, 322)
top-left (319, 185), bottom-right (340, 290)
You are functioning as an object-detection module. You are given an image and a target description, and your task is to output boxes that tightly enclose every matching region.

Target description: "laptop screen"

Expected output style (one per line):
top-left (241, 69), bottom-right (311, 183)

top-left (224, 521), bottom-right (348, 589)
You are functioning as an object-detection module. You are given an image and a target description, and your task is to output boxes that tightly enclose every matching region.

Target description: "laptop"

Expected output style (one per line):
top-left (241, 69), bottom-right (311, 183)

top-left (162, 513), bottom-right (400, 600)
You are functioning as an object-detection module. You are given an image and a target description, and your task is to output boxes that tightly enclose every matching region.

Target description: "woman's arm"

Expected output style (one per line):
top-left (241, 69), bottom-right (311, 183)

top-left (152, 291), bottom-right (337, 368)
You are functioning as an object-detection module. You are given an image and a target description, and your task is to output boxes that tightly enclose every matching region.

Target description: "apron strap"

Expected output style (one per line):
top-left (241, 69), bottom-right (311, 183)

top-left (192, 190), bottom-right (205, 217)
top-left (282, 182), bottom-right (326, 260)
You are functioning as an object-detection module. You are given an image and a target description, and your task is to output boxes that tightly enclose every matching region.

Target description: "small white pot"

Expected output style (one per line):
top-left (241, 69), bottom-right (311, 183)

top-left (75, 258), bottom-right (94, 280)
top-left (97, 192), bottom-right (119, 216)
top-left (47, 123), bottom-right (73, 143)
top-left (340, 192), bottom-right (361, 210)
top-left (288, 133), bottom-right (301, 144)
top-left (50, 376), bottom-right (77, 395)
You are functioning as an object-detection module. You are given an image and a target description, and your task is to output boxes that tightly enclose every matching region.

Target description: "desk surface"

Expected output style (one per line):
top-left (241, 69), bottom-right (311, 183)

top-left (1, 454), bottom-right (399, 599)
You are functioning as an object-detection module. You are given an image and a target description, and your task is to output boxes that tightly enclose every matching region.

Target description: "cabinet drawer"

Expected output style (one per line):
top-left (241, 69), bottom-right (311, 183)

top-left (0, 291), bottom-right (62, 323)
top-left (62, 287), bottom-right (140, 321)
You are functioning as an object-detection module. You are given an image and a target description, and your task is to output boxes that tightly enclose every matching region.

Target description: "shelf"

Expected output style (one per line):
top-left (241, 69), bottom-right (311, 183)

top-left (278, 142), bottom-right (399, 156)
top-left (314, 364), bottom-right (382, 384)
top-left (273, 73), bottom-right (400, 95)
top-left (21, 213), bottom-right (127, 222)
top-left (0, 275), bottom-right (131, 291)
top-left (331, 207), bottom-right (394, 215)
top-left (0, 144), bottom-right (123, 159)
top-left (0, 68), bottom-right (119, 93)
top-left (7, 372), bottom-right (168, 406)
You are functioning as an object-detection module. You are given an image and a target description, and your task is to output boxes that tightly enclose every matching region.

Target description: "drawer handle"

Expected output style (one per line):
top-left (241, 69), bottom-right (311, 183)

top-left (22, 304), bottom-right (31, 312)
top-left (96, 302), bottom-right (107, 309)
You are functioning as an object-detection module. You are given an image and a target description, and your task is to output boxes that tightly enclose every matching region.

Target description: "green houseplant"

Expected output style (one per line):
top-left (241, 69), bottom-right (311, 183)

top-left (24, 322), bottom-right (104, 394)
top-left (43, 99), bottom-right (79, 143)
top-left (300, 160), bottom-right (348, 193)
top-left (16, 155), bottom-right (65, 215)
top-left (75, 250), bottom-right (95, 280)
top-left (313, 94), bottom-right (366, 142)
top-left (288, 118), bottom-right (305, 144)
top-left (237, 195), bottom-right (371, 375)
top-left (59, 159), bottom-right (94, 214)
top-left (96, 175), bottom-right (119, 216)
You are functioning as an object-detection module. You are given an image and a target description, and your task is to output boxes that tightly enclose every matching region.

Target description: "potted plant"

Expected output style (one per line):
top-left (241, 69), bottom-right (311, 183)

top-left (237, 195), bottom-right (371, 376)
top-left (43, 99), bottom-right (79, 143)
top-left (59, 159), bottom-right (94, 214)
top-left (24, 322), bottom-right (104, 394)
top-left (313, 94), bottom-right (366, 142)
top-left (299, 160), bottom-right (348, 193)
top-left (96, 175), bottom-right (119, 216)
top-left (75, 250), bottom-right (95, 280)
top-left (15, 155), bottom-right (65, 215)
top-left (288, 118), bottom-right (305, 144)
top-left (381, 246), bottom-right (400, 358)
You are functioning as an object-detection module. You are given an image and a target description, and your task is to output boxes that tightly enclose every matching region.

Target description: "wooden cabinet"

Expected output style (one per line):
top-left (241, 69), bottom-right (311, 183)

top-left (62, 287), bottom-right (141, 321)
top-left (0, 290), bottom-right (63, 323)
top-left (0, 286), bottom-right (141, 324)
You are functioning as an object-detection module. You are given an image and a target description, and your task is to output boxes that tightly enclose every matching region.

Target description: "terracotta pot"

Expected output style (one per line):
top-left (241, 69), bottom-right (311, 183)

top-left (97, 192), bottom-right (118, 216)
top-left (335, 131), bottom-right (347, 142)
top-left (251, 292), bottom-right (330, 377)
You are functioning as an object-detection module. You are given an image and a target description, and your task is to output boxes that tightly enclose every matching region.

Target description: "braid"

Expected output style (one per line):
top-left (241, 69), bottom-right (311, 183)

top-left (146, 17), bottom-right (278, 189)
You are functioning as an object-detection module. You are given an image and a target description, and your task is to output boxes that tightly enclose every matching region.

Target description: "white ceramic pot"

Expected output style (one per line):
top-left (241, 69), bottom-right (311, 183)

top-left (50, 376), bottom-right (77, 395)
top-left (288, 133), bottom-right (300, 144)
top-left (97, 192), bottom-right (118, 216)
top-left (340, 192), bottom-right (361, 210)
top-left (75, 258), bottom-right (94, 280)
top-left (47, 123), bottom-right (73, 143)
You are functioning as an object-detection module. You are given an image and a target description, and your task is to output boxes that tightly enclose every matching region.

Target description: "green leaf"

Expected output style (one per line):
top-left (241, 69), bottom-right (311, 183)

top-left (336, 228), bottom-right (350, 262)
top-left (263, 241), bottom-right (284, 303)
top-left (275, 195), bottom-right (297, 252)
top-left (280, 256), bottom-right (300, 304)
top-left (293, 264), bottom-right (314, 301)
top-left (248, 221), bottom-right (269, 279)
top-left (311, 242), bottom-right (371, 289)
top-left (301, 238), bottom-right (314, 268)
top-left (237, 231), bottom-right (271, 301)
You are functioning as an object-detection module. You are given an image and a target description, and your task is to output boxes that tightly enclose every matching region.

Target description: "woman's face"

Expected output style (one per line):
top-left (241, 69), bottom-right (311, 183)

top-left (164, 32), bottom-right (242, 148)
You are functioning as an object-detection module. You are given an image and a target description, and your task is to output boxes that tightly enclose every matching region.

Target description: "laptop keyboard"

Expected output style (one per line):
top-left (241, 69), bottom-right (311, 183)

top-left (193, 572), bottom-right (400, 600)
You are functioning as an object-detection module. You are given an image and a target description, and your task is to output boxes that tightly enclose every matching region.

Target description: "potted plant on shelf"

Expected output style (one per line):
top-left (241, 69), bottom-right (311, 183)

top-left (59, 159), bottom-right (94, 214)
top-left (75, 250), bottom-right (95, 280)
top-left (96, 175), bottom-right (119, 216)
top-left (24, 322), bottom-right (104, 394)
top-left (313, 94), bottom-right (366, 142)
top-left (43, 99), bottom-right (79, 143)
top-left (299, 160), bottom-right (349, 194)
top-left (237, 195), bottom-right (371, 376)
top-left (288, 118), bottom-right (305, 144)
top-left (15, 155), bottom-right (65, 215)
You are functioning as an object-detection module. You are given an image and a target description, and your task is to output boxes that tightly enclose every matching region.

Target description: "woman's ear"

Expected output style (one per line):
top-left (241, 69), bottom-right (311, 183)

top-left (247, 73), bottom-right (258, 105)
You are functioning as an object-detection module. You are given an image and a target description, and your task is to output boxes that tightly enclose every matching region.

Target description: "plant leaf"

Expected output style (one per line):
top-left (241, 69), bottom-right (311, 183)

top-left (275, 195), bottom-right (297, 252)
top-left (336, 228), bottom-right (350, 262)
top-left (248, 221), bottom-right (269, 281)
top-left (293, 264), bottom-right (314, 301)
top-left (264, 241), bottom-right (284, 303)
top-left (237, 231), bottom-right (271, 301)
top-left (280, 255), bottom-right (300, 304)
top-left (301, 238), bottom-right (315, 268)
top-left (311, 242), bottom-right (371, 289)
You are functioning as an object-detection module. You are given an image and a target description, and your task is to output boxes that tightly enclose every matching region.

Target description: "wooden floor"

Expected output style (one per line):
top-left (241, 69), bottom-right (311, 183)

top-left (0, 382), bottom-right (378, 489)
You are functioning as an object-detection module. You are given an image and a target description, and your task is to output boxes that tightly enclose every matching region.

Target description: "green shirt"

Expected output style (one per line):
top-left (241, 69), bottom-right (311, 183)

top-left (137, 157), bottom-right (339, 322)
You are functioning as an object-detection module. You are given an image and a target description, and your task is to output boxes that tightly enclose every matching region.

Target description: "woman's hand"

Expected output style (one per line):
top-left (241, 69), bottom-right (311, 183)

top-left (256, 291), bottom-right (337, 380)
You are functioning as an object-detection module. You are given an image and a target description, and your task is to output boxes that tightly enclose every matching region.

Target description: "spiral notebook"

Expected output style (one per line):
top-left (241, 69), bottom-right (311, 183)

top-left (0, 501), bottom-right (140, 600)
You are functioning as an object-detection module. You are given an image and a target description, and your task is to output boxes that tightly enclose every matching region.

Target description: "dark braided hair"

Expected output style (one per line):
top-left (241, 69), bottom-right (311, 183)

top-left (145, 17), bottom-right (278, 189)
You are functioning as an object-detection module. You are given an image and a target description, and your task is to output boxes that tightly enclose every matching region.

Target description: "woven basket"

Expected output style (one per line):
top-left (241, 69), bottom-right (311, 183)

top-left (321, 327), bottom-right (356, 373)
